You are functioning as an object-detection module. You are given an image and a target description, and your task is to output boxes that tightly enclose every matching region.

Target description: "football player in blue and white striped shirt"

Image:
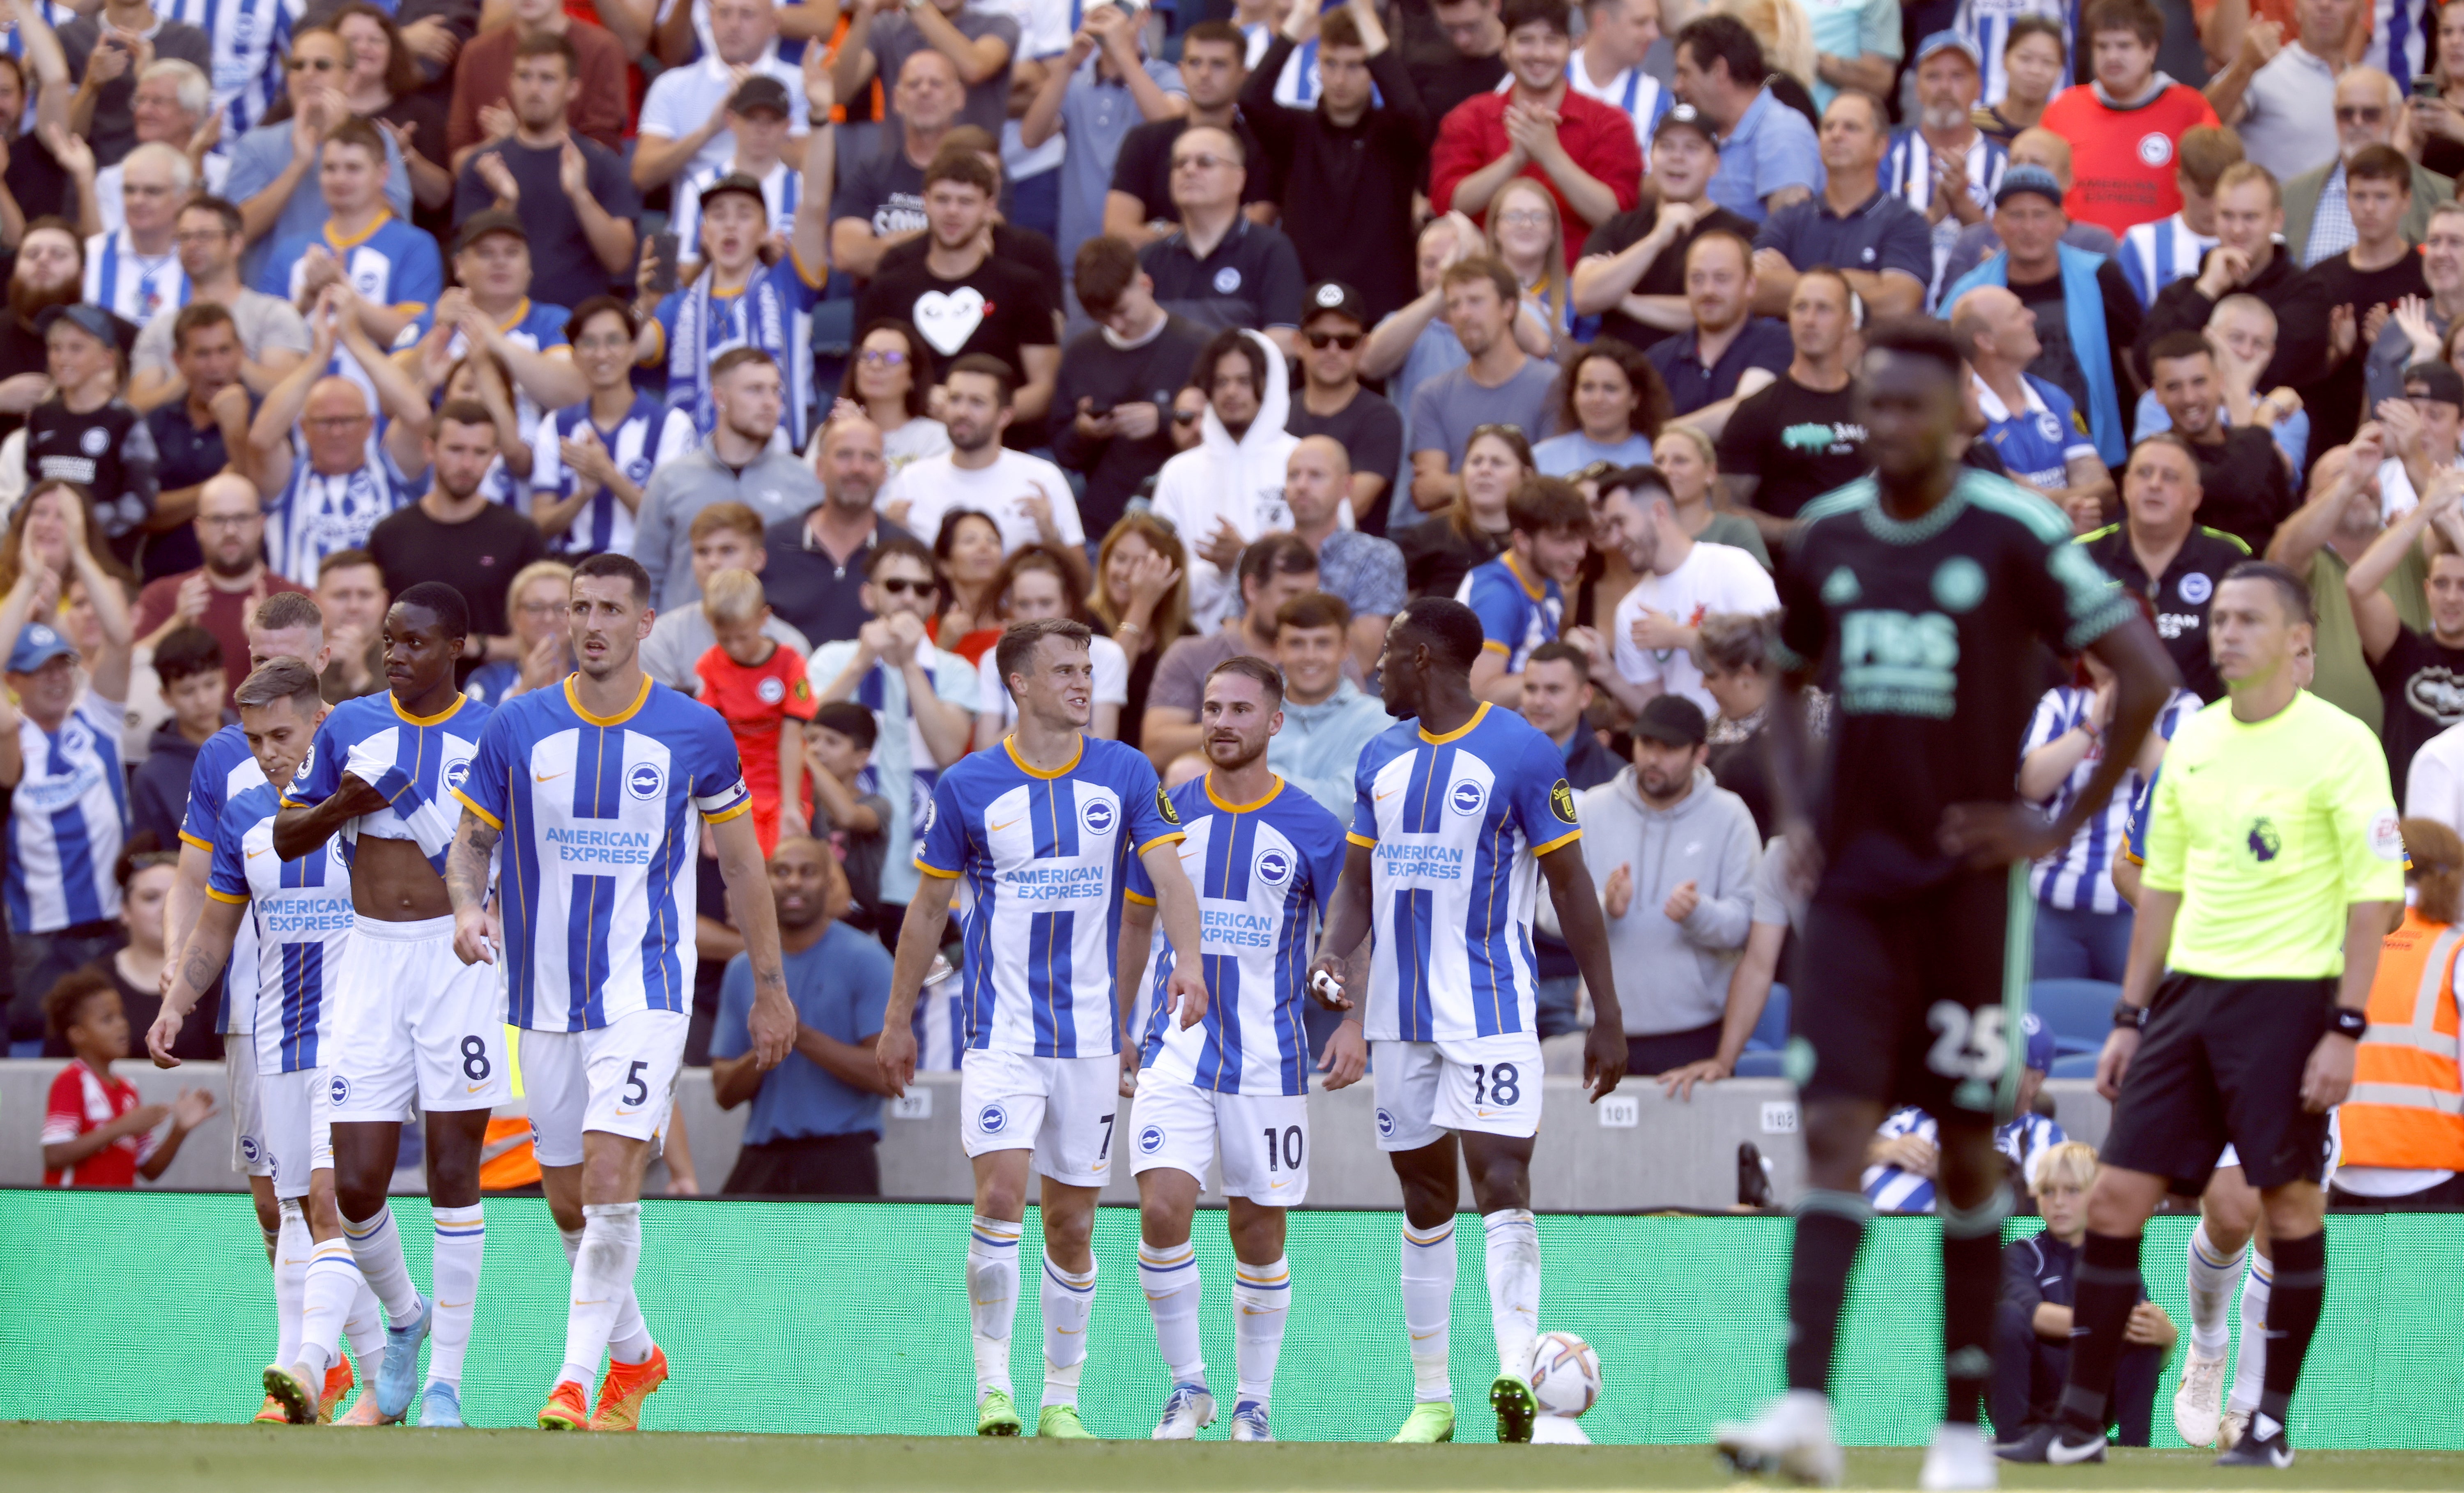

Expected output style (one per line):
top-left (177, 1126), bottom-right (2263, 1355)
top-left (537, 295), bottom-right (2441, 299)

top-left (272, 582), bottom-right (498, 1429)
top-left (1118, 656), bottom-right (1353, 1443)
top-left (446, 551), bottom-right (794, 1433)
top-left (150, 657), bottom-right (383, 1423)
top-left (1307, 597), bottom-right (1627, 1445)
top-left (529, 299), bottom-right (699, 558)
top-left (2, 487), bottom-right (135, 1046)
top-left (878, 616), bottom-right (1209, 1439)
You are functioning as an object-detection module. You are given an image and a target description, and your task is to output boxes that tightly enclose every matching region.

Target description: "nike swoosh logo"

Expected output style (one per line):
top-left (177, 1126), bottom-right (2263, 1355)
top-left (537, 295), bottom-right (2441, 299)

top-left (536, 771), bottom-right (567, 782)
top-left (990, 817), bottom-right (1020, 831)
top-left (1410, 1330), bottom-right (1439, 1341)
top-left (467, 1083), bottom-right (488, 1092)
top-left (1269, 1180), bottom-right (1289, 1189)
top-left (1375, 790), bottom-right (1397, 800)
top-left (1057, 1326), bottom-right (1082, 1336)
top-left (247, 847), bottom-right (269, 858)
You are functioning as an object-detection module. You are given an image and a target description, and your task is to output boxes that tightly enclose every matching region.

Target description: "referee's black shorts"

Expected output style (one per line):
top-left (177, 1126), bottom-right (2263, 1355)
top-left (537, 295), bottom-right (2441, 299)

top-left (1794, 870), bottom-right (2017, 1123)
top-left (2100, 973), bottom-right (2335, 1192)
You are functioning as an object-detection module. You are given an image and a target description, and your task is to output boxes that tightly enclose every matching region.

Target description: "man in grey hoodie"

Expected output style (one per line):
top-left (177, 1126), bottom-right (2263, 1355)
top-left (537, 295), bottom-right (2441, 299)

top-left (1578, 694), bottom-right (1763, 1074)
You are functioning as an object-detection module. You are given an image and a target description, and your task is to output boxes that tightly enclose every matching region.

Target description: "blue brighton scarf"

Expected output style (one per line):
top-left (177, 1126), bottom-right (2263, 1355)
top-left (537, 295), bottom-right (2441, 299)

top-left (666, 264), bottom-right (799, 441)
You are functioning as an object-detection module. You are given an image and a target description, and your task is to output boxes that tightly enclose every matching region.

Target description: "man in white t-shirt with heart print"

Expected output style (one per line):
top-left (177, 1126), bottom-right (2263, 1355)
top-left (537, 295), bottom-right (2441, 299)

top-left (853, 148), bottom-right (1063, 447)
top-left (1591, 462), bottom-right (1780, 719)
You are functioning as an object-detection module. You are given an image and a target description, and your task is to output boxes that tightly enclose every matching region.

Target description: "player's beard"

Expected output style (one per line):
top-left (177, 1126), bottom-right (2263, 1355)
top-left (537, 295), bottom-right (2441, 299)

top-left (8, 272), bottom-right (77, 327)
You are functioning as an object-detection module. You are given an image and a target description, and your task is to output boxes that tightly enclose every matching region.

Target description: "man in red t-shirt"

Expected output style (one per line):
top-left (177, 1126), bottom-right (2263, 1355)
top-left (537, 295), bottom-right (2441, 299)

top-left (696, 568), bottom-right (821, 855)
top-left (1429, 0), bottom-right (1643, 266)
top-left (2041, 0), bottom-right (2221, 235)
top-left (39, 969), bottom-right (213, 1187)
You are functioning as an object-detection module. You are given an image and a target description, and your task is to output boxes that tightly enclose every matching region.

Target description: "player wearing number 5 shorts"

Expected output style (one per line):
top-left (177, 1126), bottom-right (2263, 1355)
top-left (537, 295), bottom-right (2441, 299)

top-left (875, 617), bottom-right (1209, 1440)
top-left (1117, 657), bottom-right (1355, 1445)
top-left (1998, 564), bottom-right (2405, 1473)
top-left (1306, 597), bottom-right (1629, 1447)
top-left (444, 553), bottom-right (799, 1433)
top-left (273, 583), bottom-right (501, 1429)
top-left (1714, 324), bottom-right (2177, 1493)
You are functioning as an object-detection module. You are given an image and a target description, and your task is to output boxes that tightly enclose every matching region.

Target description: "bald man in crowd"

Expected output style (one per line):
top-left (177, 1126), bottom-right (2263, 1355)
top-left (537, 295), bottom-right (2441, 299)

top-left (1284, 433), bottom-right (1405, 676)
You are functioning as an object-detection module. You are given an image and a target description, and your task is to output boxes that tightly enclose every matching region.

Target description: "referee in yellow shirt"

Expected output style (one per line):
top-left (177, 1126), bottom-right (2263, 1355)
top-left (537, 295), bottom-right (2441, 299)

top-left (2002, 562), bottom-right (2405, 1470)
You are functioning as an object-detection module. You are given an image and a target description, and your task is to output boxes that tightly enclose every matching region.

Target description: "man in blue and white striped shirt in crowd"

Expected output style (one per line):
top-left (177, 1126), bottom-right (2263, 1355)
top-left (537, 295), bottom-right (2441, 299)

top-left (1882, 33), bottom-right (2007, 308)
top-left (2116, 125), bottom-right (2238, 308)
top-left (1862, 1015), bottom-right (2067, 1212)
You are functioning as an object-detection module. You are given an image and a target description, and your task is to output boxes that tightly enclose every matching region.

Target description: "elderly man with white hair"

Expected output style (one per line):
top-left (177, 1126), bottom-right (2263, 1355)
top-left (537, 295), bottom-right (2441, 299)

top-left (94, 60), bottom-right (225, 237)
top-left (2284, 66), bottom-right (2458, 267)
top-left (84, 143), bottom-right (195, 324)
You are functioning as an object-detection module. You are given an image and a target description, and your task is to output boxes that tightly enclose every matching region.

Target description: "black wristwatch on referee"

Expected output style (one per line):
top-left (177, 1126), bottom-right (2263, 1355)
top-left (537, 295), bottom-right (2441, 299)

top-left (2112, 998), bottom-right (2149, 1031)
top-left (2329, 1008), bottom-right (2369, 1040)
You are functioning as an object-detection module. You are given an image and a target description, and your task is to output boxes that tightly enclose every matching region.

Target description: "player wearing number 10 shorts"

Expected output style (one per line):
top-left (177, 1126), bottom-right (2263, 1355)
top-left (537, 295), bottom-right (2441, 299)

top-left (1118, 657), bottom-right (1351, 1445)
top-left (1309, 596), bottom-right (1630, 1447)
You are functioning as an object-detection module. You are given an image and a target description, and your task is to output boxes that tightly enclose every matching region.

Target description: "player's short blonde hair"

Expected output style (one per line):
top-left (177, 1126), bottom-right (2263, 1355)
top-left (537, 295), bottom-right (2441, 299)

top-left (2036, 1140), bottom-right (2099, 1192)
top-left (703, 567), bottom-right (767, 625)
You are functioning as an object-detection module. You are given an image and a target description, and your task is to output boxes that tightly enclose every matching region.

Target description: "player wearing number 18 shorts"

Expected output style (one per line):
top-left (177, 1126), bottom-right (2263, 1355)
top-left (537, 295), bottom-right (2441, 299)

top-left (446, 552), bottom-right (797, 1433)
top-left (1118, 657), bottom-right (1352, 1445)
top-left (875, 617), bottom-right (1209, 1440)
top-left (273, 583), bottom-right (500, 1429)
top-left (1714, 327), bottom-right (2174, 1491)
top-left (1308, 596), bottom-right (1629, 1446)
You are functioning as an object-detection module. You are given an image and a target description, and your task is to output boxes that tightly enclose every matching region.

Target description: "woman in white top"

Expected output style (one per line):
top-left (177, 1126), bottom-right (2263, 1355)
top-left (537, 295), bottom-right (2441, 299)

top-left (1485, 175), bottom-right (1574, 345)
top-left (827, 320), bottom-right (952, 477)
top-left (972, 545), bottom-right (1129, 748)
top-left (1535, 337), bottom-right (1666, 476)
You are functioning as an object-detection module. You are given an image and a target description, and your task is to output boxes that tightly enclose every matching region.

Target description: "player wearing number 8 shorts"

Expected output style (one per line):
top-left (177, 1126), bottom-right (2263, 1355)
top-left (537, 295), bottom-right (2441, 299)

top-left (1713, 327), bottom-right (2177, 1491)
top-left (273, 583), bottom-right (503, 1430)
top-left (445, 553), bottom-right (798, 1434)
top-left (1117, 657), bottom-right (1354, 1445)
top-left (1307, 596), bottom-right (1630, 1446)
top-left (875, 617), bottom-right (1209, 1440)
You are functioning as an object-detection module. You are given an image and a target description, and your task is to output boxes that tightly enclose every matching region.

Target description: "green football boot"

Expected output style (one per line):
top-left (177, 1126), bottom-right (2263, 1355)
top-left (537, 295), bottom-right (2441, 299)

top-left (977, 1389), bottom-right (1023, 1436)
top-left (1390, 1401), bottom-right (1456, 1442)
top-left (1037, 1403), bottom-right (1095, 1439)
top-left (1490, 1374), bottom-right (1538, 1444)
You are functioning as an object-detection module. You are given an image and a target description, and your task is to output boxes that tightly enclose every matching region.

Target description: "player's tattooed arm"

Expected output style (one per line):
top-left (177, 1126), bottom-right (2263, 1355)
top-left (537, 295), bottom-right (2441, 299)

top-left (876, 872), bottom-right (961, 1096)
top-left (446, 809), bottom-right (502, 966)
top-left (150, 896), bottom-right (246, 1066)
top-left (711, 810), bottom-right (796, 1070)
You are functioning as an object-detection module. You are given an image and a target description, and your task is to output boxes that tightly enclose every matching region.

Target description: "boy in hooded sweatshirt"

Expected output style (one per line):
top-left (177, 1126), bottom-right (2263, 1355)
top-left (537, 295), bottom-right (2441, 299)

top-left (1576, 693), bottom-right (1763, 1077)
top-left (1151, 327), bottom-right (1310, 629)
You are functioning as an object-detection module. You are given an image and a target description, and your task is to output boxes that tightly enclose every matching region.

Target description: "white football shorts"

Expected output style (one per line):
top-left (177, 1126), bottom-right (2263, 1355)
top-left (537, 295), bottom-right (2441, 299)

top-left (960, 1049), bottom-right (1121, 1187)
top-left (521, 1008), bottom-right (690, 1168)
top-left (324, 914), bottom-right (510, 1122)
top-left (1372, 1033), bottom-right (1544, 1151)
top-left (227, 1038), bottom-right (271, 1177)
top-left (260, 1065), bottom-right (335, 1201)
top-left (1129, 1073), bottom-right (1311, 1205)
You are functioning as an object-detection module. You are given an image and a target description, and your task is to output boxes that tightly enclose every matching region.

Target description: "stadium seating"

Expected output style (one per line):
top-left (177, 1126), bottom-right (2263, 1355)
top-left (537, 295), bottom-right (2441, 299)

top-left (2030, 979), bottom-right (2121, 1057)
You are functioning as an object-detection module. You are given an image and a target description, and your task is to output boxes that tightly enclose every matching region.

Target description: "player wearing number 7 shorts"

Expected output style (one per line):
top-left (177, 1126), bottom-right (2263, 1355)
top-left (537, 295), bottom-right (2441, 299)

top-left (1307, 597), bottom-right (1630, 1446)
top-left (1117, 657), bottom-right (1356, 1445)
top-left (444, 553), bottom-right (799, 1433)
top-left (272, 583), bottom-right (502, 1429)
top-left (875, 617), bottom-right (1210, 1440)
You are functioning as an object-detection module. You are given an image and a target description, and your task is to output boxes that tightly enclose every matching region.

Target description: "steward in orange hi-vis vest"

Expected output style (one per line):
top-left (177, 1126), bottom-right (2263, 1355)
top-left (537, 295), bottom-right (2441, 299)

top-left (2342, 820), bottom-right (2464, 1176)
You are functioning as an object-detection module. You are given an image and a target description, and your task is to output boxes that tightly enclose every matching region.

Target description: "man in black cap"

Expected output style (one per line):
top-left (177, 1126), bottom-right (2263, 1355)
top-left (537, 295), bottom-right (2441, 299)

top-left (1052, 233), bottom-right (1213, 537)
top-left (854, 148), bottom-right (1060, 445)
top-left (1572, 104), bottom-right (1757, 354)
top-left (453, 30), bottom-right (641, 312)
top-left (671, 76), bottom-right (805, 283)
top-left (1285, 278), bottom-right (1403, 534)
top-left (1241, 0), bottom-right (1430, 327)
top-left (28, 302), bottom-right (160, 560)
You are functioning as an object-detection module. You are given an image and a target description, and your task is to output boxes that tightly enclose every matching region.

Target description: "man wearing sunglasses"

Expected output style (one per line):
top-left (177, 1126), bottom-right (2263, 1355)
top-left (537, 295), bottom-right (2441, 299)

top-left (223, 28), bottom-right (413, 288)
top-left (2283, 68), bottom-right (2459, 268)
top-left (1285, 280), bottom-right (1402, 536)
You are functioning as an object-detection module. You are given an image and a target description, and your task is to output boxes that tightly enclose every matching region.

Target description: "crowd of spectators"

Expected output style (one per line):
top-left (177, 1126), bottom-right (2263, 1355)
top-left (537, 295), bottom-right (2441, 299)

top-left (2, 0), bottom-right (2459, 1251)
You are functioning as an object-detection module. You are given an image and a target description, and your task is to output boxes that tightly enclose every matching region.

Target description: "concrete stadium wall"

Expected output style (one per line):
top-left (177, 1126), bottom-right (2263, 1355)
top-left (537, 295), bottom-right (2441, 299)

top-left (0, 1060), bottom-right (2112, 1208)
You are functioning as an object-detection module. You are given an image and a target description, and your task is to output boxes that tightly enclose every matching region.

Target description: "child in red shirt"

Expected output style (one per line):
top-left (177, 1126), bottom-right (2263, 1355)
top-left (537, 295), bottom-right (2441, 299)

top-left (40, 969), bottom-right (214, 1187)
top-left (695, 568), bottom-right (820, 854)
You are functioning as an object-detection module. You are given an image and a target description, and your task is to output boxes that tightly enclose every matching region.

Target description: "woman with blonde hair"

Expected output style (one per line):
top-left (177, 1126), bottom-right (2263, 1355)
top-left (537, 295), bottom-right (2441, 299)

top-left (1395, 424), bottom-right (1530, 598)
top-left (1485, 177), bottom-right (1574, 343)
top-left (466, 559), bottom-right (574, 704)
top-left (1651, 426), bottom-right (1772, 565)
top-left (1089, 513), bottom-right (1191, 755)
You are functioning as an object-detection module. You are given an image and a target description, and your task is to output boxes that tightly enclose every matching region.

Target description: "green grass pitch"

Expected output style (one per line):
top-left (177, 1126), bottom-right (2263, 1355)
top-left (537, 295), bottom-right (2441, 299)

top-left (7, 1423), bottom-right (2462, 1492)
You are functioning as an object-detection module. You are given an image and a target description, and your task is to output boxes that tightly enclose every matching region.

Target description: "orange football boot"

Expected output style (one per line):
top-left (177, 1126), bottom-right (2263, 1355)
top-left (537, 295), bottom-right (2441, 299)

top-left (588, 1346), bottom-right (670, 1432)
